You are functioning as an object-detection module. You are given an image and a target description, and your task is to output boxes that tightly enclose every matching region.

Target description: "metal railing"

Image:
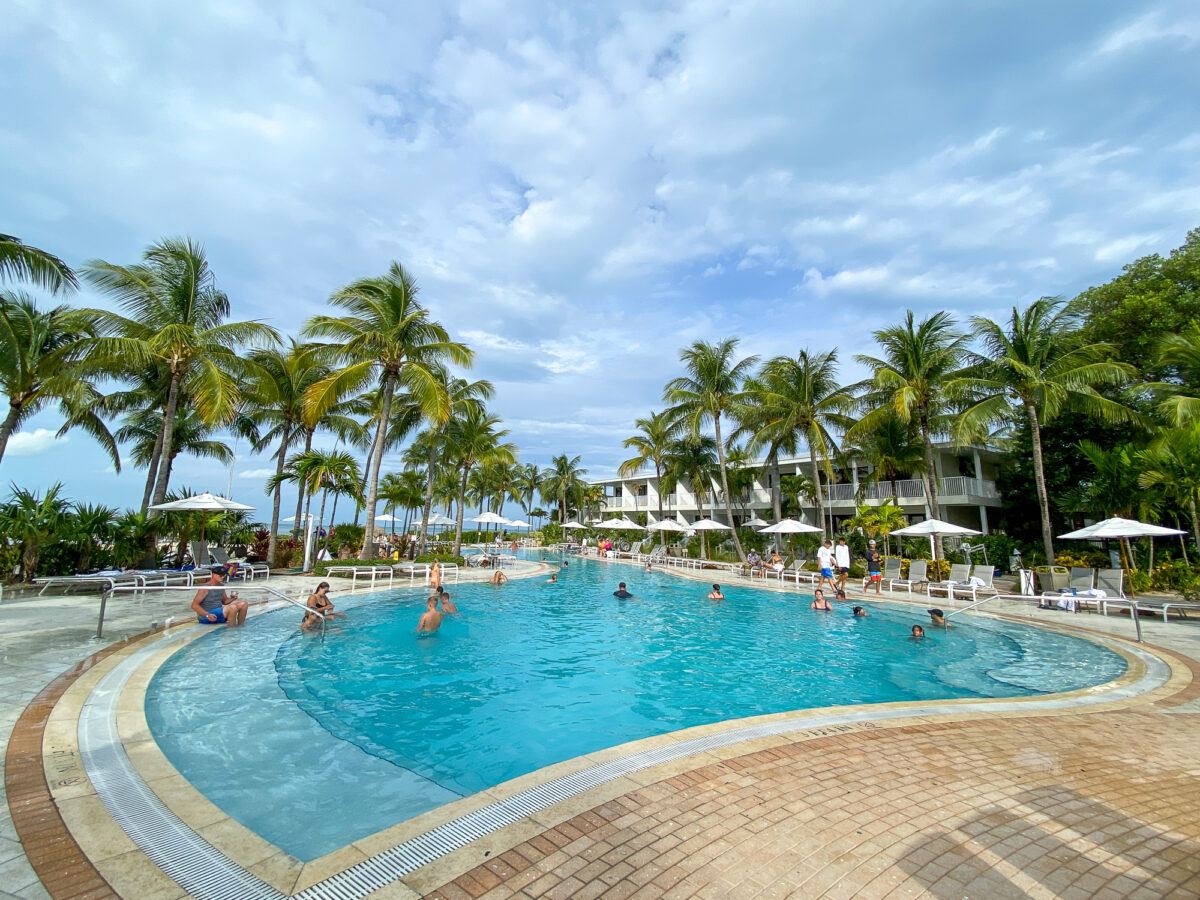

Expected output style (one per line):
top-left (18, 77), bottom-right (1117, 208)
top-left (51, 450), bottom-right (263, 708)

top-left (97, 583), bottom-right (327, 640)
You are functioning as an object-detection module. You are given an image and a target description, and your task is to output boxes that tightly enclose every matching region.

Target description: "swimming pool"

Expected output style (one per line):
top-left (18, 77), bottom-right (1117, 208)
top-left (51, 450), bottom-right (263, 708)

top-left (145, 553), bottom-right (1126, 860)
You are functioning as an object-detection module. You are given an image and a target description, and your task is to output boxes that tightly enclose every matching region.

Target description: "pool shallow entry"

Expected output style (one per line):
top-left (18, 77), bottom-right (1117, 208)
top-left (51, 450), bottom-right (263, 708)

top-left (146, 553), bottom-right (1126, 861)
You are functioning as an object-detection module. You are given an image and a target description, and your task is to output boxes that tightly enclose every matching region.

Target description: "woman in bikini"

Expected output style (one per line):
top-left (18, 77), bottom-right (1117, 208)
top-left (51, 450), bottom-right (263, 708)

top-left (810, 589), bottom-right (833, 611)
top-left (302, 582), bottom-right (345, 630)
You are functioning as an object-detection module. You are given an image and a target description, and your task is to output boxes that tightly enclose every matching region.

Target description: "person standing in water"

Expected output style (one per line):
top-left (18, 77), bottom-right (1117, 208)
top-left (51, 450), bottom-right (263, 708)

top-left (707, 584), bottom-right (725, 600)
top-left (613, 582), bottom-right (633, 599)
top-left (417, 596), bottom-right (443, 634)
top-left (439, 590), bottom-right (459, 615)
top-left (811, 589), bottom-right (833, 611)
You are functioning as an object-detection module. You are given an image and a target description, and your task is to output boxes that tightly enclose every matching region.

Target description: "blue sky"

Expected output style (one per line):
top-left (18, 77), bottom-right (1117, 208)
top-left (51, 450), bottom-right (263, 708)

top-left (2, 0), bottom-right (1199, 518)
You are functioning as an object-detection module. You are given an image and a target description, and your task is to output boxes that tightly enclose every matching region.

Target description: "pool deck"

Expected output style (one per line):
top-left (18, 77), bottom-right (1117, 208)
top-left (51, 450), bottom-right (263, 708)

top-left (2, 556), bottom-right (1199, 898)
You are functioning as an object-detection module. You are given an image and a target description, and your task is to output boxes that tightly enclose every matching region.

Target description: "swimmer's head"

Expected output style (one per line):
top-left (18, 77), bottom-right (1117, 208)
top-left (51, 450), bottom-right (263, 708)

top-left (426, 596), bottom-right (438, 609)
top-left (618, 582), bottom-right (627, 590)
top-left (852, 606), bottom-right (865, 616)
top-left (712, 584), bottom-right (720, 591)
top-left (911, 624), bottom-right (925, 637)
top-left (814, 588), bottom-right (824, 598)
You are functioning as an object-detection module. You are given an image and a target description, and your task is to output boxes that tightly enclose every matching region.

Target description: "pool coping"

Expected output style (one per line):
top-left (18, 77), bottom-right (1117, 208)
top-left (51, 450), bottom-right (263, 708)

top-left (16, 568), bottom-right (1196, 899)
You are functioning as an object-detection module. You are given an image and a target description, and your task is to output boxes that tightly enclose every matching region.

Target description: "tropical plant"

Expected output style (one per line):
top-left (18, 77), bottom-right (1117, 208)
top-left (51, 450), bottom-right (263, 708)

top-left (514, 462), bottom-right (544, 520)
top-left (953, 298), bottom-right (1138, 563)
top-left (619, 410), bottom-right (677, 544)
top-left (739, 349), bottom-right (854, 537)
top-left (114, 406), bottom-right (234, 491)
top-left (1139, 425), bottom-right (1200, 555)
top-left (853, 311), bottom-right (968, 558)
top-left (1154, 323), bottom-right (1200, 426)
top-left (67, 503), bottom-right (118, 573)
top-left (846, 499), bottom-right (907, 556)
top-left (541, 453), bottom-right (587, 524)
top-left (0, 234), bottom-right (77, 293)
top-left (664, 339), bottom-right (758, 561)
top-left (0, 292), bottom-right (117, 466)
top-left (851, 412), bottom-right (925, 498)
top-left (303, 264), bottom-right (471, 558)
top-left (444, 405), bottom-right (516, 554)
top-left (0, 482), bottom-right (71, 580)
top-left (270, 449), bottom-right (362, 567)
top-left (83, 238), bottom-right (279, 509)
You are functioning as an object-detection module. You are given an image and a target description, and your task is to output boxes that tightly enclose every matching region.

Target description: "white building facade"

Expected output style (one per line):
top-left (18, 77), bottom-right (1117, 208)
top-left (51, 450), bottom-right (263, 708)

top-left (591, 442), bottom-right (1001, 534)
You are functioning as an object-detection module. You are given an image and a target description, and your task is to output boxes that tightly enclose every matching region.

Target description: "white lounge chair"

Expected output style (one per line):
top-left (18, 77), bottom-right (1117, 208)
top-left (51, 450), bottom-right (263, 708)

top-left (888, 558), bottom-right (928, 594)
top-left (928, 563), bottom-right (972, 599)
top-left (208, 547), bottom-right (270, 579)
top-left (953, 565), bottom-right (999, 602)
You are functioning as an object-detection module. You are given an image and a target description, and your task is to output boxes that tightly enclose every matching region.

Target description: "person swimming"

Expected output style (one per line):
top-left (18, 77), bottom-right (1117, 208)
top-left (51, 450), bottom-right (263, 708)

top-left (852, 605), bottom-right (867, 617)
top-left (911, 624), bottom-right (925, 639)
top-left (811, 589), bottom-right (833, 611)
top-left (547, 573), bottom-right (558, 584)
top-left (927, 608), bottom-right (950, 628)
top-left (707, 584), bottom-right (724, 600)
top-left (645, 563), bottom-right (653, 573)
top-left (490, 570), bottom-right (508, 586)
top-left (613, 582), bottom-right (633, 599)
top-left (439, 590), bottom-right (459, 615)
top-left (416, 596), bottom-right (443, 634)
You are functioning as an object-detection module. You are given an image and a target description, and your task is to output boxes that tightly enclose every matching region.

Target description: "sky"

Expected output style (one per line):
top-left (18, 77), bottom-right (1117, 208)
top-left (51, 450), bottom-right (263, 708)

top-left (2, 0), bottom-right (1199, 520)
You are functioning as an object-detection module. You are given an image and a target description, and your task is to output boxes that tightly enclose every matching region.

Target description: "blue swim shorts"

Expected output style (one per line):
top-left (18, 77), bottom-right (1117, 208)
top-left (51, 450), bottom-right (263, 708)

top-left (820, 567), bottom-right (833, 578)
top-left (198, 609), bottom-right (227, 625)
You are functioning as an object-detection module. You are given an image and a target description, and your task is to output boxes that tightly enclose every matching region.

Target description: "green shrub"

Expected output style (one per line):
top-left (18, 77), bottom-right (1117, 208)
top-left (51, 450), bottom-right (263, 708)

top-left (1150, 560), bottom-right (1200, 593)
top-left (415, 552), bottom-right (465, 565)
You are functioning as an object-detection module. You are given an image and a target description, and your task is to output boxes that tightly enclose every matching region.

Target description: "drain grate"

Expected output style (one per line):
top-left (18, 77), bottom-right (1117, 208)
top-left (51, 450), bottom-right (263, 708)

top-left (78, 629), bottom-right (1168, 899)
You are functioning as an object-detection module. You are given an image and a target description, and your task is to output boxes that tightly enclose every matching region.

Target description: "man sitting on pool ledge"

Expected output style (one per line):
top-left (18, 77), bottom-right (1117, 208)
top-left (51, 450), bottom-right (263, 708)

top-left (417, 595), bottom-right (443, 634)
top-left (191, 568), bottom-right (247, 626)
top-left (613, 582), bottom-right (633, 599)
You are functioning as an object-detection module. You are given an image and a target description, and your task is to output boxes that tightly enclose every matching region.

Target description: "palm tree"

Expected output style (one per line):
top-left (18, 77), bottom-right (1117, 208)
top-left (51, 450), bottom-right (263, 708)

top-left (530, 507), bottom-right (549, 529)
top-left (740, 350), bottom-right (854, 538)
top-left (83, 238), bottom-right (279, 510)
top-left (0, 292), bottom-right (117, 467)
top-left (953, 298), bottom-right (1138, 563)
top-left (851, 412), bottom-right (925, 500)
top-left (661, 436), bottom-right (719, 558)
top-left (542, 453), bottom-right (587, 524)
top-left (853, 311), bottom-right (968, 559)
top-left (514, 462), bottom-right (544, 520)
top-left (846, 499), bottom-right (907, 556)
top-left (444, 405), bottom-right (516, 555)
top-left (1154, 323), bottom-right (1200, 426)
top-left (1139, 425), bottom-right (1200, 556)
top-left (304, 264), bottom-right (470, 558)
top-left (68, 503), bottom-right (118, 573)
top-left (115, 406), bottom-right (234, 490)
top-left (619, 410), bottom-right (676, 544)
top-left (0, 482), bottom-right (71, 580)
top-left (271, 449), bottom-right (361, 566)
top-left (0, 234), bottom-right (77, 293)
top-left (1070, 441), bottom-right (1155, 571)
top-left (664, 339), bottom-right (758, 561)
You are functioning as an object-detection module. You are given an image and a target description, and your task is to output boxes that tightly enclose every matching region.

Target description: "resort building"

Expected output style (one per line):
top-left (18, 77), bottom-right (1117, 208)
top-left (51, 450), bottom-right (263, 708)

top-left (592, 441), bottom-right (1002, 533)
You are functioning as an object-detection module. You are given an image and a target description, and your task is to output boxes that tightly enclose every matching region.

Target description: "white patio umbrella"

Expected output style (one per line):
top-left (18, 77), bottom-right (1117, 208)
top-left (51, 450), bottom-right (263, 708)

top-left (506, 519), bottom-right (532, 529)
top-left (889, 518), bottom-right (981, 566)
top-left (745, 515), bottom-right (771, 529)
top-left (426, 513), bottom-right (456, 527)
top-left (149, 491), bottom-right (254, 512)
top-left (561, 520), bottom-right (586, 529)
top-left (758, 518), bottom-right (823, 534)
top-left (689, 518), bottom-right (731, 530)
top-left (646, 519), bottom-right (687, 532)
top-left (601, 517), bottom-right (645, 531)
top-left (374, 513), bottom-right (400, 521)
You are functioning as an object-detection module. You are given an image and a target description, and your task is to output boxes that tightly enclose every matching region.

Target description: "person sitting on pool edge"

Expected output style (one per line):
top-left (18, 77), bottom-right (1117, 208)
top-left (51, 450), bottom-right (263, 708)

top-left (439, 589), bottom-right (459, 615)
top-left (302, 581), bottom-right (344, 631)
top-left (852, 605), bottom-right (867, 617)
top-left (490, 569), bottom-right (508, 586)
top-left (191, 568), bottom-right (247, 627)
top-left (417, 595), bottom-right (443, 634)
top-left (708, 584), bottom-right (724, 600)
top-left (613, 582), bottom-right (633, 599)
top-left (911, 624), bottom-right (925, 639)
top-left (811, 589), bottom-right (833, 611)
top-left (928, 608), bottom-right (951, 628)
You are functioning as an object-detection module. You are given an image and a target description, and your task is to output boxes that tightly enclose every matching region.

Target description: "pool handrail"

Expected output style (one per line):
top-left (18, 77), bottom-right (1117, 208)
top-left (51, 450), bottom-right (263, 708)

top-left (97, 583), bottom-right (327, 641)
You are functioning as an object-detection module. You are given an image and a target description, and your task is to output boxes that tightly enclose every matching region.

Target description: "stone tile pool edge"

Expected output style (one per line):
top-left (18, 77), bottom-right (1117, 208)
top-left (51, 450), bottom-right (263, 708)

top-left (17, 576), bottom-right (1193, 899)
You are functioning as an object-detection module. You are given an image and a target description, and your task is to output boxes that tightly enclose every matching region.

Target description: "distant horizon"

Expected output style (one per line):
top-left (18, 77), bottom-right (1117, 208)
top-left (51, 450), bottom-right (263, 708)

top-left (3, 1), bottom-right (1198, 508)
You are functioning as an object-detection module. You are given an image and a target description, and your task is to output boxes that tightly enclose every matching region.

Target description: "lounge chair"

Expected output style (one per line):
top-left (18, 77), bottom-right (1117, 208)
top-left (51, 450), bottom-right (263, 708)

top-left (888, 559), bottom-right (928, 594)
top-left (928, 563), bottom-right (972, 599)
top-left (207, 547), bottom-right (270, 579)
top-left (954, 565), bottom-right (999, 602)
top-left (1070, 567), bottom-right (1096, 592)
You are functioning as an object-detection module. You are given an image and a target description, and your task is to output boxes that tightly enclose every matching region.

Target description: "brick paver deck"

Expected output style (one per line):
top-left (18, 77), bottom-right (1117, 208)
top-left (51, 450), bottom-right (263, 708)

top-left (427, 711), bottom-right (1200, 899)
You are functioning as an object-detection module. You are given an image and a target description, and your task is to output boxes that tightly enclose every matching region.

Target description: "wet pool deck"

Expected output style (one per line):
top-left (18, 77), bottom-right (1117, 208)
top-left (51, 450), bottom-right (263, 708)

top-left (2, 558), bottom-right (1199, 898)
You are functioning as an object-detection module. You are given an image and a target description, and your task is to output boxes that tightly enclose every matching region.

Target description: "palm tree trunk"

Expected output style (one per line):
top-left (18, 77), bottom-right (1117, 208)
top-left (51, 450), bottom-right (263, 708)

top-left (770, 453), bottom-right (782, 522)
top-left (1189, 494), bottom-right (1200, 556)
top-left (326, 491), bottom-right (339, 556)
top-left (1177, 514), bottom-right (1190, 564)
top-left (266, 427), bottom-right (290, 566)
top-left (919, 420), bottom-right (943, 562)
top-left (808, 454), bottom-right (826, 539)
top-left (418, 439), bottom-right (439, 555)
top-left (303, 479), bottom-right (316, 566)
top-left (655, 462), bottom-right (666, 547)
top-left (696, 491), bottom-right (708, 559)
top-left (453, 465), bottom-right (470, 556)
top-left (149, 372), bottom-right (182, 512)
top-left (0, 403), bottom-right (21, 465)
top-left (359, 377), bottom-right (395, 558)
top-left (712, 414), bottom-right (746, 562)
top-left (139, 422), bottom-right (164, 515)
top-left (352, 434), bottom-right (372, 528)
top-left (293, 428), bottom-right (313, 535)
top-left (1023, 401), bottom-right (1056, 564)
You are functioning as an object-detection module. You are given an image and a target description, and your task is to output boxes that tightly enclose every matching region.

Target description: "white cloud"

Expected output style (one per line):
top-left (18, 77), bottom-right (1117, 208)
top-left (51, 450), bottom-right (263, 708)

top-left (7, 428), bottom-right (64, 456)
top-left (239, 468), bottom-right (276, 479)
top-left (1096, 12), bottom-right (1200, 55)
top-left (1093, 233), bottom-right (1162, 263)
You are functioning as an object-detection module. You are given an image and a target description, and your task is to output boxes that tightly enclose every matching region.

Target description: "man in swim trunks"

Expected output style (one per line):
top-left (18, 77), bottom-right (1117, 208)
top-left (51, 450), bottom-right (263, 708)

top-left (865, 540), bottom-right (883, 595)
top-left (439, 590), bottom-right (459, 615)
top-left (417, 595), bottom-right (443, 634)
top-left (708, 584), bottom-right (724, 600)
top-left (191, 568), bottom-right (247, 626)
top-left (613, 582), bottom-right (633, 599)
top-left (816, 539), bottom-right (836, 592)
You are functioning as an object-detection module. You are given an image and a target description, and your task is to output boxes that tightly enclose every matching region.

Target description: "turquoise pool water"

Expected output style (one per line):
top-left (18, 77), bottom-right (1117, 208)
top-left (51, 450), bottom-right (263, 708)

top-left (145, 552), bottom-right (1126, 861)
